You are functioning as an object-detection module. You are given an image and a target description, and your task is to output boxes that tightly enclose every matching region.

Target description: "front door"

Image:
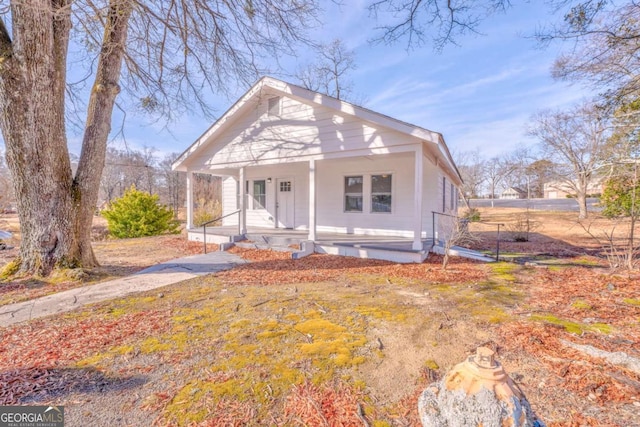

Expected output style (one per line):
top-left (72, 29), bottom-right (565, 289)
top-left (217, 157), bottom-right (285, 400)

top-left (276, 178), bottom-right (294, 228)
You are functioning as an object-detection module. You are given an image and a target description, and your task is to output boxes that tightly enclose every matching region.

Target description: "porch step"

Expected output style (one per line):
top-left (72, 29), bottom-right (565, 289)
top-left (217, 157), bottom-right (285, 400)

top-left (244, 233), bottom-right (303, 248)
top-left (234, 241), bottom-right (299, 253)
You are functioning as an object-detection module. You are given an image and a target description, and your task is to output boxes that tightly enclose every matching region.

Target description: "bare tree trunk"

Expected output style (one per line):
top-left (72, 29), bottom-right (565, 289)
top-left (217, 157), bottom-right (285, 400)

top-left (0, 1), bottom-right (77, 274)
top-left (0, 0), bottom-right (131, 275)
top-left (577, 193), bottom-right (588, 220)
top-left (73, 0), bottom-right (133, 268)
top-left (576, 176), bottom-right (589, 220)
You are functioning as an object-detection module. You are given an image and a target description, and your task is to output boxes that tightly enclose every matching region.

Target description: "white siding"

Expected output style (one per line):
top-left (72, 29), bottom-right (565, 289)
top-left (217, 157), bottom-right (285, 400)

top-left (315, 153), bottom-right (416, 237)
top-left (221, 152), bottom-right (447, 238)
top-left (422, 157), bottom-right (440, 238)
top-left (187, 94), bottom-right (420, 170)
top-left (222, 163), bottom-right (309, 229)
top-left (178, 79), bottom-right (464, 241)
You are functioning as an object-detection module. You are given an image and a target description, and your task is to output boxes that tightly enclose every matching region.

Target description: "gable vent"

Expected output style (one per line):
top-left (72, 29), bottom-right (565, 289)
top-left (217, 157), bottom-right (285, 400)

top-left (267, 96), bottom-right (281, 117)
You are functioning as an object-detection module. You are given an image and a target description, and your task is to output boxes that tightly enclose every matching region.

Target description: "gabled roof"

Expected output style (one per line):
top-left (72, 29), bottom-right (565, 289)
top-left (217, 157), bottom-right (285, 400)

top-left (502, 187), bottom-right (526, 194)
top-left (173, 76), bottom-right (462, 184)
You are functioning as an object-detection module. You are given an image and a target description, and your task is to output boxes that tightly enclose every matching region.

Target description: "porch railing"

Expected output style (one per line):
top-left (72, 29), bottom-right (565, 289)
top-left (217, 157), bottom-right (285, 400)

top-left (478, 221), bottom-right (505, 261)
top-left (432, 211), bottom-right (464, 245)
top-left (432, 212), bottom-right (504, 261)
top-left (199, 210), bottom-right (241, 254)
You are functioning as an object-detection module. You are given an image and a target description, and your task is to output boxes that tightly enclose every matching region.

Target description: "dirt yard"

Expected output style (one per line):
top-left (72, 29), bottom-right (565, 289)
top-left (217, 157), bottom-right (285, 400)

top-left (0, 209), bottom-right (639, 426)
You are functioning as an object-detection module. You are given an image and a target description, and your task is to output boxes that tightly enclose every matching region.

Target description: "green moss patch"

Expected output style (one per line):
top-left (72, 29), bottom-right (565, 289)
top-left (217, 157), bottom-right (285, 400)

top-left (571, 299), bottom-right (593, 310)
top-left (489, 262), bottom-right (518, 282)
top-left (623, 298), bottom-right (640, 307)
top-left (530, 313), bottom-right (612, 335)
top-left (73, 279), bottom-right (424, 425)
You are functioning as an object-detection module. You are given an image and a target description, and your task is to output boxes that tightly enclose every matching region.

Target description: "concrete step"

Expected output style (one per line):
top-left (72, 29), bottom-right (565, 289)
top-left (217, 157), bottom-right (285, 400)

top-left (432, 244), bottom-right (496, 262)
top-left (244, 233), bottom-right (303, 247)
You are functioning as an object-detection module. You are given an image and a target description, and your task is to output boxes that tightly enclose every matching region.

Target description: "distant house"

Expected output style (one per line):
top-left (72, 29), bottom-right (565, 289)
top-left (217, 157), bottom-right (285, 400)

top-left (172, 77), bottom-right (463, 261)
top-left (501, 187), bottom-right (527, 199)
top-left (544, 180), bottom-right (603, 199)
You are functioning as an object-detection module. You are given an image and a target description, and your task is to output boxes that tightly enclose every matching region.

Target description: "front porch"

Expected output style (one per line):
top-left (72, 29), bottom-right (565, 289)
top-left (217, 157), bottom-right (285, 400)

top-left (188, 226), bottom-right (434, 263)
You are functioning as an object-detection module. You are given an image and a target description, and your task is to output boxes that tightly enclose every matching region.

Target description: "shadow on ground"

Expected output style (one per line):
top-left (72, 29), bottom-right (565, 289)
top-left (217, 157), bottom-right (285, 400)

top-left (0, 367), bottom-right (147, 405)
top-left (465, 231), bottom-right (605, 267)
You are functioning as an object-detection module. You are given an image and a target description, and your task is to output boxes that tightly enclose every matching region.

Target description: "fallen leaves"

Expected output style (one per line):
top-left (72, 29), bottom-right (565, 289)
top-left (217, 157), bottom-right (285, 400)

top-left (221, 248), bottom-right (488, 286)
top-left (0, 235), bottom-right (207, 306)
top-left (0, 309), bottom-right (171, 404)
top-left (283, 381), bottom-right (366, 426)
top-left (1, 240), bottom-right (638, 426)
top-left (497, 265), bottom-right (640, 426)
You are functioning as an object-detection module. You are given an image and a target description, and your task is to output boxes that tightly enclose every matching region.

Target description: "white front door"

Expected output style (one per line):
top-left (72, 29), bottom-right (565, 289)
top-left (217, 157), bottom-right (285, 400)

top-left (276, 178), bottom-right (295, 228)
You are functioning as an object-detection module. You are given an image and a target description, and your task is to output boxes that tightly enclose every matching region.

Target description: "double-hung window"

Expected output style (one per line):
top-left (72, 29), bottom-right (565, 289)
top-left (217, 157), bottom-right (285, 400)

top-left (371, 174), bottom-right (392, 213)
top-left (344, 176), bottom-right (363, 212)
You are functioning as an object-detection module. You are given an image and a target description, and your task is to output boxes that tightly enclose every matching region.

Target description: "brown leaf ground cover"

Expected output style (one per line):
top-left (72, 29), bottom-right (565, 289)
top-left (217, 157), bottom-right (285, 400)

top-left (0, 208), bottom-right (639, 426)
top-left (0, 220), bottom-right (204, 306)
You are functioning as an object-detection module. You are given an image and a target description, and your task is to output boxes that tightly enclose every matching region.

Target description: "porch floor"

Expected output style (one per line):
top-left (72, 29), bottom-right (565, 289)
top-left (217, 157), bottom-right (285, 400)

top-left (187, 226), bottom-right (494, 263)
top-left (188, 225), bottom-right (433, 253)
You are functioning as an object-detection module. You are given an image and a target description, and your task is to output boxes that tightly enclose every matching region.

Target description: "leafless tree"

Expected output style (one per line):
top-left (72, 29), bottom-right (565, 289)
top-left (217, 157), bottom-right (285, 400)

top-left (537, 1), bottom-right (640, 109)
top-left (528, 102), bottom-right (611, 219)
top-left (99, 146), bottom-right (158, 205)
top-left (525, 159), bottom-right (555, 199)
top-left (437, 213), bottom-right (482, 269)
top-left (454, 149), bottom-right (486, 206)
top-left (100, 148), bottom-right (127, 205)
top-left (157, 152), bottom-right (185, 217)
top-left (296, 38), bottom-right (357, 101)
top-left (0, 0), bottom-right (319, 275)
top-left (485, 156), bottom-right (513, 205)
top-left (501, 148), bottom-right (553, 199)
top-left (368, 0), bottom-right (511, 50)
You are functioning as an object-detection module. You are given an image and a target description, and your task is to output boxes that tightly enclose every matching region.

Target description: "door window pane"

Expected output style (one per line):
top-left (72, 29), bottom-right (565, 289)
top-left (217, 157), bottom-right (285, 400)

top-left (344, 176), bottom-right (363, 212)
top-left (280, 181), bottom-right (292, 192)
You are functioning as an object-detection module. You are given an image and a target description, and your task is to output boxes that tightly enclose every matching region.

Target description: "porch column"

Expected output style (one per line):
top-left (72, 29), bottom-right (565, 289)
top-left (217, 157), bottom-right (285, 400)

top-left (186, 171), bottom-right (193, 229)
top-left (413, 145), bottom-right (424, 250)
top-left (308, 159), bottom-right (317, 241)
top-left (239, 167), bottom-right (247, 234)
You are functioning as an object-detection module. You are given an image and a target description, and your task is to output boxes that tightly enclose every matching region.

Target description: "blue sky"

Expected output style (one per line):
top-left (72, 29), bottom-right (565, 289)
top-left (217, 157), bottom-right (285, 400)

top-left (82, 2), bottom-right (588, 161)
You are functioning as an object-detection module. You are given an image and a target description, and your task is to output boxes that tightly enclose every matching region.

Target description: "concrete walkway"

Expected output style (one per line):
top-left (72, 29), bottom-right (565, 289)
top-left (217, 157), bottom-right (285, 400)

top-left (0, 251), bottom-right (246, 328)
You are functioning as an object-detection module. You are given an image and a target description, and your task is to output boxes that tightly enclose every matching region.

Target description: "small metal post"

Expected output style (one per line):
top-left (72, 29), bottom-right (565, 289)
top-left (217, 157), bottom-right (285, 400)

top-left (203, 223), bottom-right (207, 254)
top-left (432, 211), bottom-right (436, 245)
top-left (496, 224), bottom-right (501, 261)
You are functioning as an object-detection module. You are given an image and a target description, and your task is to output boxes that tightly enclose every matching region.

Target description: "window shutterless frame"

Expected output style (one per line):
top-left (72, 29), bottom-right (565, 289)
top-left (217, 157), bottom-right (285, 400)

top-left (253, 180), bottom-right (266, 210)
top-left (344, 175), bottom-right (363, 212)
top-left (371, 174), bottom-right (392, 213)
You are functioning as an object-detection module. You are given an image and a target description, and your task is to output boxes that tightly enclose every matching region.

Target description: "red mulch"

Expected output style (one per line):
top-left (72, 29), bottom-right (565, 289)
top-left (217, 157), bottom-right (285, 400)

top-left (220, 248), bottom-right (488, 286)
top-left (0, 310), bottom-right (171, 404)
top-left (497, 266), bottom-right (640, 426)
top-left (283, 381), bottom-right (367, 426)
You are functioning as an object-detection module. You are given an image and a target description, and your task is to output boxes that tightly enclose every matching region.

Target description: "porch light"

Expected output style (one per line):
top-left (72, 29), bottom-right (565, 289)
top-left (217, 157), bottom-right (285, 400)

top-left (267, 177), bottom-right (272, 183)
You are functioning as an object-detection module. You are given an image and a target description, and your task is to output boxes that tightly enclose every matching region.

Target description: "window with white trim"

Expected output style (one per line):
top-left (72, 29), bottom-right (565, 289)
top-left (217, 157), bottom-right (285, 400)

top-left (371, 174), bottom-right (392, 213)
top-left (252, 180), bottom-right (266, 210)
top-left (344, 176), bottom-right (363, 212)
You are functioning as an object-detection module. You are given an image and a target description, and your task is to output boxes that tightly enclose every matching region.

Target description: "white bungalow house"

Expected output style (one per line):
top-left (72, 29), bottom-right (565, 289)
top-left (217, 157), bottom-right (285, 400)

top-left (172, 77), bottom-right (464, 262)
top-left (500, 187), bottom-right (527, 199)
